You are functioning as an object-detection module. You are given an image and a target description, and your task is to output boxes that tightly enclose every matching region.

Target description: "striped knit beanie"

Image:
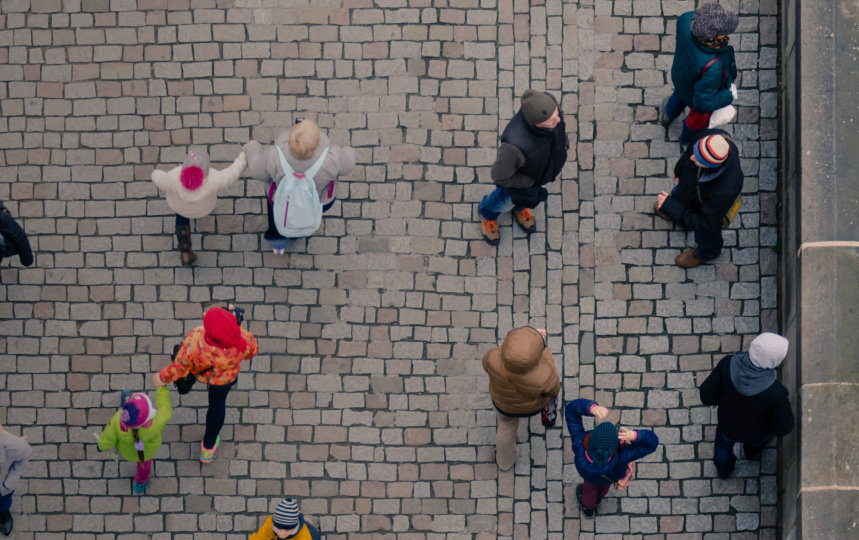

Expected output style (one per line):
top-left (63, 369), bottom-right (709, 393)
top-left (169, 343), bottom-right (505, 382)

top-left (693, 134), bottom-right (730, 169)
top-left (272, 497), bottom-right (301, 530)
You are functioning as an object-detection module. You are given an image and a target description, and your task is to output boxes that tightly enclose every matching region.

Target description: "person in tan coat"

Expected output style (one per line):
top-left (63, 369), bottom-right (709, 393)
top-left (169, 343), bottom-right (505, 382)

top-left (482, 327), bottom-right (561, 470)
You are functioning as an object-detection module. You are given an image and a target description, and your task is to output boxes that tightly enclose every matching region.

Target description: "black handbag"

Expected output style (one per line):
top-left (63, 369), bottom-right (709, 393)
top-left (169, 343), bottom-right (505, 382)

top-left (172, 344), bottom-right (196, 395)
top-left (172, 344), bottom-right (215, 395)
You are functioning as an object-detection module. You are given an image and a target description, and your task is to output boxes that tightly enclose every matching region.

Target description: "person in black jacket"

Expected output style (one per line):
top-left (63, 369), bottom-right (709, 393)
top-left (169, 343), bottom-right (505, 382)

top-left (0, 202), bottom-right (33, 269)
top-left (478, 89), bottom-right (569, 245)
top-left (699, 332), bottom-right (795, 479)
top-left (654, 130), bottom-right (743, 268)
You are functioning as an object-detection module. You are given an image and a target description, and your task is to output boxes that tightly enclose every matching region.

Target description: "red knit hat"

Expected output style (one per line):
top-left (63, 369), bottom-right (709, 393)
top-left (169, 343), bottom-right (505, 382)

top-left (203, 307), bottom-right (246, 351)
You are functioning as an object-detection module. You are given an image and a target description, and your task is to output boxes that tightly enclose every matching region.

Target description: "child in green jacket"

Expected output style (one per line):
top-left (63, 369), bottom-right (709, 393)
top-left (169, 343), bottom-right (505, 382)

top-left (98, 386), bottom-right (172, 494)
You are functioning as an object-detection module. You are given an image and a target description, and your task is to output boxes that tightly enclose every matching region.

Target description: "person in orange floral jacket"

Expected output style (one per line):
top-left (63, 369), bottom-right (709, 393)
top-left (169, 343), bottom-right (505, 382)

top-left (153, 306), bottom-right (258, 463)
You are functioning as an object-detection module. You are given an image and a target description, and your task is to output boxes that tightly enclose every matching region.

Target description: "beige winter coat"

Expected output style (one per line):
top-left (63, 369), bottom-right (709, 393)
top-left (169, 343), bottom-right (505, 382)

top-left (151, 152), bottom-right (247, 219)
top-left (244, 131), bottom-right (355, 203)
top-left (482, 327), bottom-right (561, 415)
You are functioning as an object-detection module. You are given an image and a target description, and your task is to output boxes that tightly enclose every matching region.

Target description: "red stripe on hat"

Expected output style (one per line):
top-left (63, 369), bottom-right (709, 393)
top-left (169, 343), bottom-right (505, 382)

top-left (702, 135), bottom-right (728, 164)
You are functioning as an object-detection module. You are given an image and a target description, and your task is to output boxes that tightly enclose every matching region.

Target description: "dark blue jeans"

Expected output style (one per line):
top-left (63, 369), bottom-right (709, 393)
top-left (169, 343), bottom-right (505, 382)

top-left (665, 91), bottom-right (704, 144)
top-left (713, 426), bottom-right (769, 476)
top-left (479, 186), bottom-right (525, 221)
top-left (175, 214), bottom-right (190, 228)
top-left (204, 378), bottom-right (237, 449)
top-left (669, 185), bottom-right (724, 260)
top-left (0, 491), bottom-right (12, 512)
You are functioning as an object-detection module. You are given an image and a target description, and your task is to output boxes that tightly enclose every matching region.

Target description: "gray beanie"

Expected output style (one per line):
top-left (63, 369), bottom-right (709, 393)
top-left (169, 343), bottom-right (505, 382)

top-left (691, 3), bottom-right (739, 41)
top-left (520, 89), bottom-right (558, 126)
top-left (749, 332), bottom-right (789, 369)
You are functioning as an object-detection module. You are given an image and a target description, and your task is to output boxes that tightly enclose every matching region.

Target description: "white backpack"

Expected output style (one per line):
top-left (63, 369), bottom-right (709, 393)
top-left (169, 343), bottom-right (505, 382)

top-left (271, 146), bottom-right (329, 237)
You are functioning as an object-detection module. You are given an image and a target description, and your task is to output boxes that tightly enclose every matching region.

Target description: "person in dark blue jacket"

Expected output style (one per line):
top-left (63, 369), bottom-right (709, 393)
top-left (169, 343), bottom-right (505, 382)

top-left (660, 3), bottom-right (739, 143)
top-left (0, 202), bottom-right (33, 270)
top-left (565, 399), bottom-right (659, 517)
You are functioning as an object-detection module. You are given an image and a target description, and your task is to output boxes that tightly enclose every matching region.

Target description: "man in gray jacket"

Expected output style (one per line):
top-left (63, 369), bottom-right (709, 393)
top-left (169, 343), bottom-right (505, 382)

top-left (479, 90), bottom-right (569, 245)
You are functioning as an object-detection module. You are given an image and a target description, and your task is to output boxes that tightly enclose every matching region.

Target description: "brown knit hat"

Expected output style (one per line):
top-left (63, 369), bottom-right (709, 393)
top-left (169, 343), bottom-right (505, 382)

top-left (521, 89), bottom-right (557, 126)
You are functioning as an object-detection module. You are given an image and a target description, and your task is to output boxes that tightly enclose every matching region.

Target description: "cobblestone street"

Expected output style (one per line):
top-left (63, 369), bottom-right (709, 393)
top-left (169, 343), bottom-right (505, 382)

top-left (0, 0), bottom-right (780, 537)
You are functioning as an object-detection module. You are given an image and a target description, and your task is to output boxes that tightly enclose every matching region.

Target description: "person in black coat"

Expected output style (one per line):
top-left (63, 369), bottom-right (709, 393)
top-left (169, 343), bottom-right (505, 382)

top-left (699, 332), bottom-right (795, 479)
top-left (0, 202), bottom-right (33, 269)
top-left (654, 129), bottom-right (743, 268)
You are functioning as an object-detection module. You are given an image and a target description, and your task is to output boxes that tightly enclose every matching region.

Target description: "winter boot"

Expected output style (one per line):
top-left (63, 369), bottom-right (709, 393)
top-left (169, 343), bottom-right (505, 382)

top-left (175, 225), bottom-right (197, 266)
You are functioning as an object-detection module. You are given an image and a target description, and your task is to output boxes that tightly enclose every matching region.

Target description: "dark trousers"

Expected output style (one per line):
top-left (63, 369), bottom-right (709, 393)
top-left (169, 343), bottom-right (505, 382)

top-left (204, 379), bottom-right (237, 449)
top-left (713, 426), bottom-right (769, 475)
top-left (669, 185), bottom-right (724, 260)
top-left (665, 91), bottom-right (705, 144)
top-left (581, 480), bottom-right (611, 510)
top-left (175, 214), bottom-right (190, 228)
top-left (0, 491), bottom-right (12, 512)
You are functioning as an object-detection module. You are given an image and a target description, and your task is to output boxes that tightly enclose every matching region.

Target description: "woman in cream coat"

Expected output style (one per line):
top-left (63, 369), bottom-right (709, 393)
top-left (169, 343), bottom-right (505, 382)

top-left (151, 145), bottom-right (247, 265)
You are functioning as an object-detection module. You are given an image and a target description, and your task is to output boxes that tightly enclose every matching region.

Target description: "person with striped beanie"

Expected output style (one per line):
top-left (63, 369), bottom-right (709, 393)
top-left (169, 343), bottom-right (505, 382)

top-left (654, 129), bottom-right (744, 268)
top-left (250, 497), bottom-right (322, 540)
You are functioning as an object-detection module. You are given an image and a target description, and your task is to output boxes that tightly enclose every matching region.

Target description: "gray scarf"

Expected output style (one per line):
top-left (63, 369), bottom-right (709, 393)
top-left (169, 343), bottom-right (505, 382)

top-left (729, 352), bottom-right (775, 396)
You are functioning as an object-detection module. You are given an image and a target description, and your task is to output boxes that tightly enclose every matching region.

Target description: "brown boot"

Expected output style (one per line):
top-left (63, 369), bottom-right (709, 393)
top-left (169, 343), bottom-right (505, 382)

top-left (175, 225), bottom-right (197, 266)
top-left (676, 248), bottom-right (706, 268)
top-left (481, 217), bottom-right (500, 246)
top-left (653, 202), bottom-right (671, 222)
top-left (513, 208), bottom-right (536, 234)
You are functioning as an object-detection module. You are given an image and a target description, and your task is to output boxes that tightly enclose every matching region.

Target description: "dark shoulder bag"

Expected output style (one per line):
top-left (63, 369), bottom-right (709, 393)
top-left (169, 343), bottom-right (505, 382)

top-left (173, 343), bottom-right (214, 395)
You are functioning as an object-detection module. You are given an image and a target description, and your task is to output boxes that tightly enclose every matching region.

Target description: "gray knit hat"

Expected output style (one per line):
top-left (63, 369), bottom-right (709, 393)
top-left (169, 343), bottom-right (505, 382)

top-left (749, 332), bottom-right (789, 369)
top-left (521, 89), bottom-right (558, 126)
top-left (691, 3), bottom-right (739, 41)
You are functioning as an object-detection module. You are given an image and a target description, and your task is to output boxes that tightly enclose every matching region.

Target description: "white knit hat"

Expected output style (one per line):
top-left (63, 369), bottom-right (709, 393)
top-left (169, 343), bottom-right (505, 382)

top-left (749, 332), bottom-right (789, 369)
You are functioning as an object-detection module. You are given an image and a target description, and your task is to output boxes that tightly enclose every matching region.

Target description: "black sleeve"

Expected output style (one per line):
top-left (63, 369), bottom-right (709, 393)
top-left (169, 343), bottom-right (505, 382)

top-left (700, 355), bottom-right (730, 406)
top-left (673, 144), bottom-right (693, 178)
top-left (0, 211), bottom-right (33, 266)
top-left (771, 392), bottom-right (796, 437)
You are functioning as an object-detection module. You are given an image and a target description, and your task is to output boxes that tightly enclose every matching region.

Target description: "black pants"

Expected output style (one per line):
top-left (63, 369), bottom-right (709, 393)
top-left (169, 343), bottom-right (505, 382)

top-left (204, 379), bottom-right (236, 449)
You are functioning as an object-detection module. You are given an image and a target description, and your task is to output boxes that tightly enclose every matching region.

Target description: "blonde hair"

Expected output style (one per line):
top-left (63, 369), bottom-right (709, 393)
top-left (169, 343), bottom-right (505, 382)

top-left (288, 119), bottom-right (321, 160)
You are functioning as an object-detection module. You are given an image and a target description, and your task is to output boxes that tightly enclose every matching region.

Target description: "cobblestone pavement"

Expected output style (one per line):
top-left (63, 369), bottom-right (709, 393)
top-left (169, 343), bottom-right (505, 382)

top-left (0, 0), bottom-right (780, 538)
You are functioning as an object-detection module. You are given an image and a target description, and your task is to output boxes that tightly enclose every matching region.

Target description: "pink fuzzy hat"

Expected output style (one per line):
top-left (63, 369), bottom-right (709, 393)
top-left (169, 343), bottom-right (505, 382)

top-left (119, 393), bottom-right (156, 431)
top-left (180, 148), bottom-right (210, 191)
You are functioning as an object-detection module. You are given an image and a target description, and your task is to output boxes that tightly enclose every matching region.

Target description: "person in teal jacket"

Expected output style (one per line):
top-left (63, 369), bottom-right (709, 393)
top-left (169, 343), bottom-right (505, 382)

top-left (98, 386), bottom-right (172, 495)
top-left (660, 3), bottom-right (739, 143)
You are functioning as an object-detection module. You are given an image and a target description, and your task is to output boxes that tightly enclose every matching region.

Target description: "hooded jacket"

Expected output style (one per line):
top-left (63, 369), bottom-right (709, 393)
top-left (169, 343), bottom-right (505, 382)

top-left (482, 327), bottom-right (560, 415)
top-left (659, 129), bottom-right (744, 234)
top-left (565, 399), bottom-right (659, 485)
top-left (699, 354), bottom-right (795, 442)
top-left (151, 152), bottom-right (247, 219)
top-left (0, 202), bottom-right (34, 267)
top-left (158, 326), bottom-right (259, 387)
top-left (249, 516), bottom-right (321, 540)
top-left (670, 11), bottom-right (738, 113)
top-left (245, 130), bottom-right (355, 206)
top-left (0, 430), bottom-right (32, 496)
top-left (98, 386), bottom-right (173, 463)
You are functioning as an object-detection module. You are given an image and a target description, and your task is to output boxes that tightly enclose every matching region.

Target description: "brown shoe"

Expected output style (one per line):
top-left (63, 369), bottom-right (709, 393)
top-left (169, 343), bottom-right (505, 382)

top-left (513, 208), bottom-right (536, 233)
top-left (175, 225), bottom-right (197, 266)
top-left (480, 217), bottom-right (500, 245)
top-left (676, 248), bottom-right (706, 268)
top-left (653, 202), bottom-right (671, 222)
